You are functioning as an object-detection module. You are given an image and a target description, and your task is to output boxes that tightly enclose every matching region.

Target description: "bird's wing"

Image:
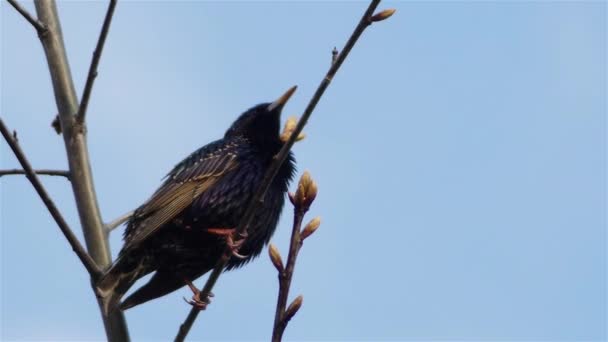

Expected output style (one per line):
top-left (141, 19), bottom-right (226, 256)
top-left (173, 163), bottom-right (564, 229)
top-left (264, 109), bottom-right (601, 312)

top-left (123, 143), bottom-right (238, 251)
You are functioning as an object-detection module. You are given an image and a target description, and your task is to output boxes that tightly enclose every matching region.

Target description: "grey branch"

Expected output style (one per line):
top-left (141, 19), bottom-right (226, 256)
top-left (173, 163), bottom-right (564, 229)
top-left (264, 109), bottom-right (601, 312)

top-left (174, 1), bottom-right (390, 340)
top-left (6, 0), bottom-right (46, 34)
top-left (33, 1), bottom-right (130, 340)
top-left (0, 168), bottom-right (70, 179)
top-left (105, 210), bottom-right (133, 232)
top-left (76, 0), bottom-right (117, 123)
top-left (0, 119), bottom-right (100, 277)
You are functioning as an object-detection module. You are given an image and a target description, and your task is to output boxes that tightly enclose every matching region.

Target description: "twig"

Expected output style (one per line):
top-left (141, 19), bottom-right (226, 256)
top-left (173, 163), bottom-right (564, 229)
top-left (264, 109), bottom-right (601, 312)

top-left (105, 210), bottom-right (133, 232)
top-left (76, 0), bottom-right (117, 123)
top-left (174, 1), bottom-right (392, 340)
top-left (6, 0), bottom-right (46, 35)
top-left (0, 168), bottom-right (70, 179)
top-left (0, 119), bottom-right (101, 278)
top-left (34, 1), bottom-right (130, 340)
top-left (271, 172), bottom-right (319, 342)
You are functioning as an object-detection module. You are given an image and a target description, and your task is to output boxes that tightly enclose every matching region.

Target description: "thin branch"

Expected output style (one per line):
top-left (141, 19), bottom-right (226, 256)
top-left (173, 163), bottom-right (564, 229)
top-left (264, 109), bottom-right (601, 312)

top-left (174, 1), bottom-right (390, 340)
top-left (105, 210), bottom-right (133, 232)
top-left (76, 0), bottom-right (117, 123)
top-left (6, 0), bottom-right (46, 35)
top-left (271, 172), bottom-right (319, 341)
top-left (34, 1), bottom-right (130, 340)
top-left (0, 119), bottom-right (101, 278)
top-left (0, 168), bottom-right (70, 179)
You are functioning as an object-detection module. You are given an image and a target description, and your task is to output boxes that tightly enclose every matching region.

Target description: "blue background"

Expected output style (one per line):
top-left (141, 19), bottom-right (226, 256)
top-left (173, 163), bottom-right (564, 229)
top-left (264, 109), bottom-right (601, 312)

top-left (1, 1), bottom-right (606, 341)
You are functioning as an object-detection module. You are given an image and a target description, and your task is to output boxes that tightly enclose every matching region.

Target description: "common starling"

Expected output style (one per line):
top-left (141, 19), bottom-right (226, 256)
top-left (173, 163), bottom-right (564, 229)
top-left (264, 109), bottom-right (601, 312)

top-left (97, 86), bottom-right (297, 314)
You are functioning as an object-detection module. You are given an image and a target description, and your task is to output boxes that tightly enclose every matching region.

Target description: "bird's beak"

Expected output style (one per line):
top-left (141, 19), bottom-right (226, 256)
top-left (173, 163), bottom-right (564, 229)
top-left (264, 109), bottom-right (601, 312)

top-left (267, 85), bottom-right (297, 112)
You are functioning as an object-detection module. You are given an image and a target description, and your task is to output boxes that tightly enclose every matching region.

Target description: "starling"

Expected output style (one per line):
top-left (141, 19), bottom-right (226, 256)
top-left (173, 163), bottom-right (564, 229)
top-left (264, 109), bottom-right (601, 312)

top-left (97, 86), bottom-right (297, 314)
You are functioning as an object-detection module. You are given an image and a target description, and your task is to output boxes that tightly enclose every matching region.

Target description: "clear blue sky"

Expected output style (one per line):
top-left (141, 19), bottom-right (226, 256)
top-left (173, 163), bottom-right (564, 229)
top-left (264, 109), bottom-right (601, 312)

top-left (1, 1), bottom-right (606, 341)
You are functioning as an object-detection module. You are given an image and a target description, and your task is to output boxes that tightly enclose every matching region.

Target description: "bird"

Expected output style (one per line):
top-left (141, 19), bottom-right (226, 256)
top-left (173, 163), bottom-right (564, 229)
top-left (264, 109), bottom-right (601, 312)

top-left (96, 86), bottom-right (297, 315)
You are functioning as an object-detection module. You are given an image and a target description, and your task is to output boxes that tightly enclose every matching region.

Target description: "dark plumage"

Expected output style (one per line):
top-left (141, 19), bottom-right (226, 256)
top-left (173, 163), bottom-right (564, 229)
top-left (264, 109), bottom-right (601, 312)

top-left (97, 87), bottom-right (297, 314)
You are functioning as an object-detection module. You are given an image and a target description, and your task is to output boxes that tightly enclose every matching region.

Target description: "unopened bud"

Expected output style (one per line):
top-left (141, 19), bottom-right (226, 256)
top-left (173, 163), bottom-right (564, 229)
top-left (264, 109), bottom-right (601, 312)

top-left (301, 216), bottom-right (321, 240)
top-left (370, 8), bottom-right (396, 22)
top-left (280, 116), bottom-right (306, 143)
top-left (293, 171), bottom-right (318, 209)
top-left (268, 243), bottom-right (284, 272)
top-left (284, 295), bottom-right (303, 322)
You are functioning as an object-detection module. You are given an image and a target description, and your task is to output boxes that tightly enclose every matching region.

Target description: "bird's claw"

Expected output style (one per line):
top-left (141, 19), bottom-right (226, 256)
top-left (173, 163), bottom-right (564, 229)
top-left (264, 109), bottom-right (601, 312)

top-left (183, 295), bottom-right (210, 310)
top-left (226, 234), bottom-right (248, 259)
top-left (183, 279), bottom-right (214, 310)
top-left (206, 228), bottom-right (249, 259)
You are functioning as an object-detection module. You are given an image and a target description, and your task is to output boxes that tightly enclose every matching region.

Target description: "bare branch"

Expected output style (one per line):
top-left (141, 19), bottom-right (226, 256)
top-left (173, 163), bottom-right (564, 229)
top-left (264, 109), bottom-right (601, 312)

top-left (6, 0), bottom-right (46, 35)
top-left (76, 0), bottom-right (117, 123)
top-left (0, 119), bottom-right (101, 277)
top-left (105, 210), bottom-right (133, 232)
top-left (174, 1), bottom-right (393, 340)
top-left (271, 172), bottom-right (319, 341)
top-left (34, 1), bottom-right (129, 340)
top-left (0, 168), bottom-right (70, 179)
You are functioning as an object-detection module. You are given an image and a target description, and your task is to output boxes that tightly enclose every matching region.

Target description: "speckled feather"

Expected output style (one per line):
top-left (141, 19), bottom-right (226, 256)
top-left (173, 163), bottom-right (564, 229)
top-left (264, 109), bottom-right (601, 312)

top-left (96, 100), bottom-right (296, 313)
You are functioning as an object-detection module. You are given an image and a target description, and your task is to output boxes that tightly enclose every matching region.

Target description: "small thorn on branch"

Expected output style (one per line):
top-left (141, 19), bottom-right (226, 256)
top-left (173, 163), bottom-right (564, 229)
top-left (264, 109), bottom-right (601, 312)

top-left (51, 115), bottom-right (62, 134)
top-left (331, 47), bottom-right (339, 65)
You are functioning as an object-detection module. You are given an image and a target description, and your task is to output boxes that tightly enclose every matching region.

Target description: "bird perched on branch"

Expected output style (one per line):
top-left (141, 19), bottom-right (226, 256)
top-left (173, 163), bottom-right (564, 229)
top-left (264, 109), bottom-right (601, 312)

top-left (97, 86), bottom-right (297, 314)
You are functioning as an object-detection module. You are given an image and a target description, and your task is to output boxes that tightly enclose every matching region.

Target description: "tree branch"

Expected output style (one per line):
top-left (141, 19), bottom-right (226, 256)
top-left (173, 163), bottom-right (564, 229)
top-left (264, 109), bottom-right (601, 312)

top-left (105, 210), bottom-right (133, 232)
top-left (271, 172), bottom-right (320, 342)
top-left (33, 1), bottom-right (129, 340)
top-left (0, 119), bottom-right (100, 277)
top-left (76, 0), bottom-right (117, 123)
top-left (174, 1), bottom-right (393, 340)
top-left (0, 168), bottom-right (70, 179)
top-left (6, 0), bottom-right (46, 35)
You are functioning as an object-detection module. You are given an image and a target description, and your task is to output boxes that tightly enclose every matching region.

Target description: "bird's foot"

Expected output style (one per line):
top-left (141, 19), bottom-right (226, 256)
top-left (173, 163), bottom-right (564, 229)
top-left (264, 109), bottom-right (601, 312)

top-left (206, 228), bottom-right (249, 259)
top-left (183, 279), bottom-right (214, 311)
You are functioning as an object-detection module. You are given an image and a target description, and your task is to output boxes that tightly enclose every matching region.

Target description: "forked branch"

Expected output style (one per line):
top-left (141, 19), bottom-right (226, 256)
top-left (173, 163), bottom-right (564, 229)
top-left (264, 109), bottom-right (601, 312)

top-left (0, 119), bottom-right (101, 278)
top-left (6, 0), bottom-right (46, 34)
top-left (270, 172), bottom-right (321, 341)
top-left (174, 1), bottom-right (394, 341)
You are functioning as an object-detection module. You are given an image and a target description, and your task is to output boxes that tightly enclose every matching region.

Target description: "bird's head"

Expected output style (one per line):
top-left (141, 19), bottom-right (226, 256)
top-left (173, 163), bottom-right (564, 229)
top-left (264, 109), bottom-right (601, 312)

top-left (225, 86), bottom-right (297, 148)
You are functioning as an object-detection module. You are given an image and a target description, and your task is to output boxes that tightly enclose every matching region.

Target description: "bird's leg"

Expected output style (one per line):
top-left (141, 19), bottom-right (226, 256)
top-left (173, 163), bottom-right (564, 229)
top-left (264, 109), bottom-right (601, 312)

top-left (183, 278), bottom-right (214, 310)
top-left (205, 228), bottom-right (249, 259)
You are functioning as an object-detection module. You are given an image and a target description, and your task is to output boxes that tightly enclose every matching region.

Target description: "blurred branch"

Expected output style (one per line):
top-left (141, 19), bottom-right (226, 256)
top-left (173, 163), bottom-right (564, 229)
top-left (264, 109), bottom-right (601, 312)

top-left (174, 1), bottom-right (394, 341)
top-left (0, 119), bottom-right (100, 277)
top-left (105, 210), bottom-right (133, 232)
top-left (76, 0), bottom-right (117, 123)
top-left (33, 1), bottom-right (129, 340)
top-left (271, 172), bottom-right (320, 342)
top-left (0, 168), bottom-right (70, 179)
top-left (6, 0), bottom-right (46, 35)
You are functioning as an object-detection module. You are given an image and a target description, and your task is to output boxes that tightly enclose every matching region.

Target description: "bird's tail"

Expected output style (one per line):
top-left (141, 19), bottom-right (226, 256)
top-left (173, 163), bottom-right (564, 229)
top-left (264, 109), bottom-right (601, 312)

top-left (96, 255), bottom-right (147, 316)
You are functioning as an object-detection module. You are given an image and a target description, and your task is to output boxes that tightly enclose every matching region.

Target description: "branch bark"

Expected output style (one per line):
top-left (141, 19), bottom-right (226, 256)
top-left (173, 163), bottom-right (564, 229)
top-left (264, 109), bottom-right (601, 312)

top-left (0, 119), bottom-right (100, 277)
top-left (174, 1), bottom-right (392, 340)
top-left (33, 1), bottom-right (129, 341)
top-left (0, 168), bottom-right (70, 179)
